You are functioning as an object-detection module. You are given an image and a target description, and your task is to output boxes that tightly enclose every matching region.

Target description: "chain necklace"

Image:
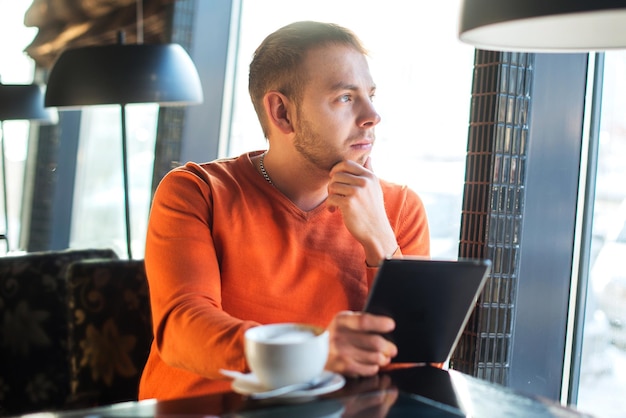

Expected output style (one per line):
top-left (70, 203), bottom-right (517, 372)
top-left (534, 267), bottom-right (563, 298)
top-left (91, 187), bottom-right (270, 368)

top-left (259, 152), bottom-right (274, 186)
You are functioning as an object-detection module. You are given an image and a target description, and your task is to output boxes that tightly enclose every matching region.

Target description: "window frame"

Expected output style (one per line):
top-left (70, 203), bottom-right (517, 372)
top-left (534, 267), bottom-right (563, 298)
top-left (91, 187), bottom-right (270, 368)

top-left (508, 53), bottom-right (590, 402)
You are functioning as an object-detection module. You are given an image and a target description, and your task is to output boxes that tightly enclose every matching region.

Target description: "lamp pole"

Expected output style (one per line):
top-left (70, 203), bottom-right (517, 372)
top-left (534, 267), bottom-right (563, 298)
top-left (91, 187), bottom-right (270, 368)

top-left (120, 103), bottom-right (132, 259)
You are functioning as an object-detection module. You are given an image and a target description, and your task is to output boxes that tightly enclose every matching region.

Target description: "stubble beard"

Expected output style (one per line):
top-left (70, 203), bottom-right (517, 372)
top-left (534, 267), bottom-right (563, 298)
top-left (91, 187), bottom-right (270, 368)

top-left (293, 115), bottom-right (371, 173)
top-left (293, 117), bottom-right (341, 173)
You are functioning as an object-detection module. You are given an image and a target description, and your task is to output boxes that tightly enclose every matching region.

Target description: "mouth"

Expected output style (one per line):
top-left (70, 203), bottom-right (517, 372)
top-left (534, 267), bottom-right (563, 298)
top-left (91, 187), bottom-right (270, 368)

top-left (350, 139), bottom-right (374, 150)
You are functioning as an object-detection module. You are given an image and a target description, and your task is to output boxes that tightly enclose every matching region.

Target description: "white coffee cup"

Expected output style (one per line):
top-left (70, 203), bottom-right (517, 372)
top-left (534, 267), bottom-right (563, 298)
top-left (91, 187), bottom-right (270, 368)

top-left (244, 323), bottom-right (329, 389)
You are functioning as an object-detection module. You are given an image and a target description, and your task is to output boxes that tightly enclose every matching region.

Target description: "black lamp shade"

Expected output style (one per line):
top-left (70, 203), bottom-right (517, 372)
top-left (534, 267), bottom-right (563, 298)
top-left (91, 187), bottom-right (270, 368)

top-left (45, 43), bottom-right (204, 107)
top-left (0, 83), bottom-right (55, 121)
top-left (459, 0), bottom-right (626, 51)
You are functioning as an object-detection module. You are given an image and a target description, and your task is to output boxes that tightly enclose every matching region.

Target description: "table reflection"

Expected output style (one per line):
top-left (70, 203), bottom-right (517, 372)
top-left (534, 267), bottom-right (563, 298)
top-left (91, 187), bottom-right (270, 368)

top-left (17, 366), bottom-right (590, 417)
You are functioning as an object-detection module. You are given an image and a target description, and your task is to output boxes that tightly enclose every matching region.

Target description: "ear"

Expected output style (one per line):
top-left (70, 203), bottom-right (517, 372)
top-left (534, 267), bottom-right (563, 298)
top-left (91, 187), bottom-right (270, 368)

top-left (263, 91), bottom-right (295, 135)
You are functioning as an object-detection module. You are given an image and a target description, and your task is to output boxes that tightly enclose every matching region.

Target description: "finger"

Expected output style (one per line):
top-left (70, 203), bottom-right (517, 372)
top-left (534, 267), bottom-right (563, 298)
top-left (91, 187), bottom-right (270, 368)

top-left (335, 311), bottom-right (396, 334)
top-left (342, 362), bottom-right (381, 378)
top-left (329, 159), bottom-right (366, 177)
top-left (328, 348), bottom-right (394, 377)
top-left (329, 171), bottom-right (367, 189)
top-left (337, 330), bottom-right (396, 358)
top-left (351, 345), bottom-right (395, 366)
top-left (328, 181), bottom-right (357, 199)
top-left (335, 355), bottom-right (386, 376)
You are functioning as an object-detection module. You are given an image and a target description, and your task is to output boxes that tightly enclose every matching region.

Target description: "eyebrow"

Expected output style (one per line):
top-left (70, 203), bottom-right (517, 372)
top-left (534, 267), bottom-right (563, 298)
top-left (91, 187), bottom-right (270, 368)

top-left (329, 82), bottom-right (376, 93)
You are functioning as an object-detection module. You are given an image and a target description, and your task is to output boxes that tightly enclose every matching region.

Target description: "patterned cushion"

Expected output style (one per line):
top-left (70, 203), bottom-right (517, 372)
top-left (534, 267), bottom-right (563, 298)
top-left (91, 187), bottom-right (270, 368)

top-left (0, 248), bottom-right (118, 416)
top-left (66, 259), bottom-right (152, 408)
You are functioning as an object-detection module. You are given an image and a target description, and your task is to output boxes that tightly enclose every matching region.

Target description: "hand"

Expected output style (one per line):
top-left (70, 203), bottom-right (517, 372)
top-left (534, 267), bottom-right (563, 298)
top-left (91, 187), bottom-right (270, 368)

top-left (325, 311), bottom-right (397, 377)
top-left (326, 158), bottom-right (398, 266)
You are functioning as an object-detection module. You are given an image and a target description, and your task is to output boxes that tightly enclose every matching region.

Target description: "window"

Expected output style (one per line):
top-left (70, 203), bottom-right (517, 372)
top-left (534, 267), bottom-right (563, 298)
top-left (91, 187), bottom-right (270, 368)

top-left (577, 51), bottom-right (626, 418)
top-left (227, 0), bottom-right (475, 258)
top-left (70, 104), bottom-right (158, 258)
top-left (0, 2), bottom-right (39, 253)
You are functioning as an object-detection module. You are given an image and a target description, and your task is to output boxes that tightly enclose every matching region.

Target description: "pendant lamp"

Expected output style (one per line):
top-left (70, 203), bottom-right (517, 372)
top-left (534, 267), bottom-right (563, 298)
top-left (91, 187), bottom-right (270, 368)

top-left (0, 82), bottom-right (55, 252)
top-left (45, 31), bottom-right (203, 259)
top-left (459, 0), bottom-right (626, 51)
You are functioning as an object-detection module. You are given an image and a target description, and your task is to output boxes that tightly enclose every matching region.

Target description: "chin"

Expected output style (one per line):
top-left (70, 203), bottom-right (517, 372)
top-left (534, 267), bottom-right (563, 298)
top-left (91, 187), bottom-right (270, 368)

top-left (351, 151), bottom-right (370, 166)
top-left (330, 149), bottom-right (370, 168)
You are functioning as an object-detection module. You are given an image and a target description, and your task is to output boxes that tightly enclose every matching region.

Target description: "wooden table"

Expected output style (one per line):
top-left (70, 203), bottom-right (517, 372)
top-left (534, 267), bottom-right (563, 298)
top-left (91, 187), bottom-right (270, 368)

top-left (16, 366), bottom-right (592, 417)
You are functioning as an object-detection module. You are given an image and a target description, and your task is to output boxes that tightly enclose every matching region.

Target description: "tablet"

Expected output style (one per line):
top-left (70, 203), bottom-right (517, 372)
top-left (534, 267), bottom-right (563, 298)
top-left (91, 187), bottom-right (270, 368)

top-left (363, 257), bottom-right (491, 363)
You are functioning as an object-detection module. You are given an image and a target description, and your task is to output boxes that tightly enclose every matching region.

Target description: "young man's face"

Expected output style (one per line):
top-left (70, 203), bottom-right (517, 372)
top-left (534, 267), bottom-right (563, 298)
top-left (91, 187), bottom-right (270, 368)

top-left (292, 44), bottom-right (381, 172)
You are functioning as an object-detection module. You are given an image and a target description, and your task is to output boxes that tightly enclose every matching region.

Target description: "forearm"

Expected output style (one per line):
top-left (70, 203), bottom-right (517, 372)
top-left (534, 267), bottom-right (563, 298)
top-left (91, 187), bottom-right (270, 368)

top-left (362, 230), bottom-right (401, 268)
top-left (363, 185), bottom-right (430, 268)
top-left (154, 294), bottom-right (257, 378)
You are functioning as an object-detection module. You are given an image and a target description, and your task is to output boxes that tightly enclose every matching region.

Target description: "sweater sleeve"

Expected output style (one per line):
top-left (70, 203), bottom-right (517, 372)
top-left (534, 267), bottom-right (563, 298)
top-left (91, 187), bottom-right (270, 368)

top-left (395, 186), bottom-right (430, 258)
top-left (366, 183), bottom-right (431, 287)
top-left (144, 166), bottom-right (257, 379)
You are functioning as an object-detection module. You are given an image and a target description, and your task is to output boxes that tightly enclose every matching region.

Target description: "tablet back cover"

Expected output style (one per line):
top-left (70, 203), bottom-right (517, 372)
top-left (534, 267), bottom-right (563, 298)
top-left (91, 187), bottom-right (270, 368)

top-left (364, 258), bottom-right (491, 363)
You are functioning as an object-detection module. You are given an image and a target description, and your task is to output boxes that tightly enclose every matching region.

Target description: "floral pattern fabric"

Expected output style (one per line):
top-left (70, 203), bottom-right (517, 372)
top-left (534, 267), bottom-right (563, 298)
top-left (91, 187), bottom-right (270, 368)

top-left (0, 248), bottom-right (117, 416)
top-left (66, 259), bottom-right (151, 408)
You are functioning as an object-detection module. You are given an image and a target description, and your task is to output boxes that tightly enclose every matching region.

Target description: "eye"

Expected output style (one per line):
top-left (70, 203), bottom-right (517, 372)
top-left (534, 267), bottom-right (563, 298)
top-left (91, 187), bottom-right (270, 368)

top-left (369, 93), bottom-right (376, 102)
top-left (338, 94), bottom-right (352, 103)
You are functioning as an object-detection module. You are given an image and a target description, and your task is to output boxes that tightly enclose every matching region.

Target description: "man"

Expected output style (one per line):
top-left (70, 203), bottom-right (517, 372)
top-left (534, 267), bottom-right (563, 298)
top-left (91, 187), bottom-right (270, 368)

top-left (139, 21), bottom-right (430, 400)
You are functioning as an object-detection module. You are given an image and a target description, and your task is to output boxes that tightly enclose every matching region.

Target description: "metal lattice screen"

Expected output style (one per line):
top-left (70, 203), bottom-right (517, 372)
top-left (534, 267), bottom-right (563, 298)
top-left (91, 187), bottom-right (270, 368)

top-left (450, 50), bottom-right (534, 386)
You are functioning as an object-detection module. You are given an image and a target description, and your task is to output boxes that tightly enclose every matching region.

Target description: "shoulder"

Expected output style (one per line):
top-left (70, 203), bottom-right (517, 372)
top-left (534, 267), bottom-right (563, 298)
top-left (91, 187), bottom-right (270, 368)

top-left (173, 156), bottom-right (240, 180)
top-left (379, 178), bottom-right (425, 211)
top-left (157, 152), bottom-right (257, 191)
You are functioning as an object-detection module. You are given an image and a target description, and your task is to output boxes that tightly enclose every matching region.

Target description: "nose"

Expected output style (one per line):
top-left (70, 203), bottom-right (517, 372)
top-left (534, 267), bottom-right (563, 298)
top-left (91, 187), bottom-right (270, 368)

top-left (358, 99), bottom-right (381, 128)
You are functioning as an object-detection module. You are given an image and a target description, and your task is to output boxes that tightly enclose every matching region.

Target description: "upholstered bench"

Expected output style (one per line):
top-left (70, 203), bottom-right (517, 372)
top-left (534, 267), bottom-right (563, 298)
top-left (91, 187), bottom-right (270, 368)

top-left (65, 259), bottom-right (151, 408)
top-left (0, 248), bottom-right (118, 416)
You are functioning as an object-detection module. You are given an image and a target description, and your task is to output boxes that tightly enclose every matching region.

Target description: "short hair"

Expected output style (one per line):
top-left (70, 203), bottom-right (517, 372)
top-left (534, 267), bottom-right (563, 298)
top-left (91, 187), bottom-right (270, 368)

top-left (248, 21), bottom-right (368, 138)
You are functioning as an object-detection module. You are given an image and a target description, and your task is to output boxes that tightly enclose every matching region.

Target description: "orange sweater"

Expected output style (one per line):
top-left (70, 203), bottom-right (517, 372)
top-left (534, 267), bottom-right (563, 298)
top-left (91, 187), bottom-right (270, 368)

top-left (138, 151), bottom-right (430, 400)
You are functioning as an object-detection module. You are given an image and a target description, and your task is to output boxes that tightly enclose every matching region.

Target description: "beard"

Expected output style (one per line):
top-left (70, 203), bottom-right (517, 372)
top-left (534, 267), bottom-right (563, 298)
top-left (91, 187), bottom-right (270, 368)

top-left (293, 112), bottom-right (371, 172)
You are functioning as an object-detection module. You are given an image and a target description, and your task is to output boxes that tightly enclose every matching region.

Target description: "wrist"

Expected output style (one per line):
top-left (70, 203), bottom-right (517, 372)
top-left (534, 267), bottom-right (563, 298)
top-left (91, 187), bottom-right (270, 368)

top-left (365, 244), bottom-right (401, 268)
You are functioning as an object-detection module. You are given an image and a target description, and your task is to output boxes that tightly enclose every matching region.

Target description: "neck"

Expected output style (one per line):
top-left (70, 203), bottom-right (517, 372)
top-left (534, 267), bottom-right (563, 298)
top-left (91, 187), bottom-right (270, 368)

top-left (291, 189), bottom-right (329, 212)
top-left (256, 150), bottom-right (328, 212)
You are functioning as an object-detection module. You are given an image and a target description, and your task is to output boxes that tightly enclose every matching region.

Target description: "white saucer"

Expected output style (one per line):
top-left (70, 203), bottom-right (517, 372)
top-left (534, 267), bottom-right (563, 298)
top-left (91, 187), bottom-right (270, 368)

top-left (230, 371), bottom-right (345, 399)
